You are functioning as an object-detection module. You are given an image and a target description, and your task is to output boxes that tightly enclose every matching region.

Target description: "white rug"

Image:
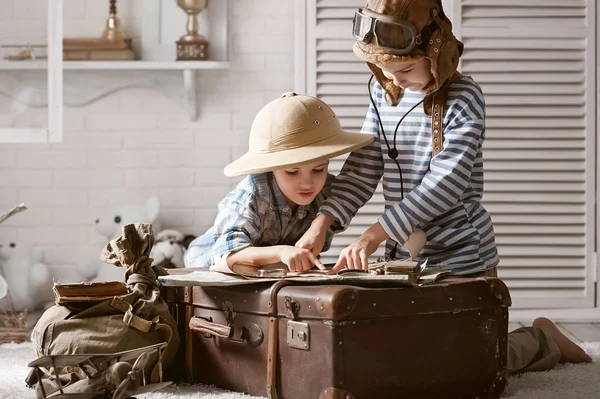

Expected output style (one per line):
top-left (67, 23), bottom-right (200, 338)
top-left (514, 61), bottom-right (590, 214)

top-left (1, 341), bottom-right (598, 399)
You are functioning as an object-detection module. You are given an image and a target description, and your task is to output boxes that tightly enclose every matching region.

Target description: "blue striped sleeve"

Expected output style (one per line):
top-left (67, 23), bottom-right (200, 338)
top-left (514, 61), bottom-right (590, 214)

top-left (378, 87), bottom-right (486, 245)
top-left (319, 104), bottom-right (383, 231)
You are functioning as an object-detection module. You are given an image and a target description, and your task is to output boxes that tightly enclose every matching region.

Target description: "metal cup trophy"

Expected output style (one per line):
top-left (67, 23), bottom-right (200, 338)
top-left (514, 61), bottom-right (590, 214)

top-left (102, 0), bottom-right (128, 41)
top-left (175, 0), bottom-right (210, 60)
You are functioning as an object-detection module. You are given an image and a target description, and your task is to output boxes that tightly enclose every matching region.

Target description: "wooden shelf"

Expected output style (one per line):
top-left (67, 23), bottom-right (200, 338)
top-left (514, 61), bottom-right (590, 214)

top-left (0, 60), bottom-right (229, 70)
top-left (0, 60), bottom-right (229, 120)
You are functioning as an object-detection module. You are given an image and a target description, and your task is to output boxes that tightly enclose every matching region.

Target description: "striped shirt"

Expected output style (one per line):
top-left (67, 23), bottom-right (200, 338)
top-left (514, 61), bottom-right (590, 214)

top-left (320, 76), bottom-right (499, 274)
top-left (185, 172), bottom-right (334, 268)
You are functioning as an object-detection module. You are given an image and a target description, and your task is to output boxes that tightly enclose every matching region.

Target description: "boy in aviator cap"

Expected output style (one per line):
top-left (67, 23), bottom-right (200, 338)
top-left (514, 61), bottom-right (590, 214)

top-left (184, 92), bottom-right (373, 272)
top-left (296, 0), bottom-right (591, 375)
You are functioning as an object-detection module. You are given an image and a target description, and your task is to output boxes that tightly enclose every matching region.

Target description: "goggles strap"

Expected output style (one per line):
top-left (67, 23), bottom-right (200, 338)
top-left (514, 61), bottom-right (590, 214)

top-left (416, 8), bottom-right (447, 52)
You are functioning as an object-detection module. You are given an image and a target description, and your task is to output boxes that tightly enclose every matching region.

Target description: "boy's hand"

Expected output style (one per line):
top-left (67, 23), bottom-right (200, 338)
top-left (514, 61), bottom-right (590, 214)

top-left (328, 223), bottom-right (388, 274)
top-left (295, 214), bottom-right (333, 256)
top-left (280, 246), bottom-right (326, 272)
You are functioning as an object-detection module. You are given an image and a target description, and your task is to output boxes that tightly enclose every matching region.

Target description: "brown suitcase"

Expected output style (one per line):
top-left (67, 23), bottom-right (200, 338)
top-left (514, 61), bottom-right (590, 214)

top-left (167, 277), bottom-right (511, 399)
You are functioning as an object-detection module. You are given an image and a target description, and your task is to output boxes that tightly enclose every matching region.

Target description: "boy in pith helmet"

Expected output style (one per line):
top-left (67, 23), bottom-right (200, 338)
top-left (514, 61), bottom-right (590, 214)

top-left (296, 0), bottom-right (591, 375)
top-left (184, 92), bottom-right (373, 272)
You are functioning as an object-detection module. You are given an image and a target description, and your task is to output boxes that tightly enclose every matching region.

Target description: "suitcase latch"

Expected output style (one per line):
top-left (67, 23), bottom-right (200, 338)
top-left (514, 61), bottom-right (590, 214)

top-left (222, 301), bottom-right (236, 325)
top-left (284, 296), bottom-right (299, 319)
top-left (287, 321), bottom-right (310, 350)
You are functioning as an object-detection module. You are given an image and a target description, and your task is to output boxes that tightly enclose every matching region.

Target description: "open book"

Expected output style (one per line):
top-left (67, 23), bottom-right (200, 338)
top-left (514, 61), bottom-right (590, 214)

top-left (229, 262), bottom-right (330, 278)
top-left (214, 259), bottom-right (428, 280)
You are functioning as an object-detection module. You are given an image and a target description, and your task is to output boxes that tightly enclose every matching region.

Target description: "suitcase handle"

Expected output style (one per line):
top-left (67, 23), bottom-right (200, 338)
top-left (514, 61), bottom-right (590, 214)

top-left (189, 316), bottom-right (249, 343)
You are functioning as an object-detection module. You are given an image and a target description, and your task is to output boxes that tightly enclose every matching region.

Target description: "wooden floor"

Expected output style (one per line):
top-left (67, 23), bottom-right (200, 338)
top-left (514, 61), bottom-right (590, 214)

top-left (509, 322), bottom-right (600, 343)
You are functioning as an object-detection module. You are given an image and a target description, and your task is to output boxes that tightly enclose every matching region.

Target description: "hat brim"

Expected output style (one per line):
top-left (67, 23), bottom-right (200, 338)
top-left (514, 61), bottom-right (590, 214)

top-left (224, 130), bottom-right (374, 177)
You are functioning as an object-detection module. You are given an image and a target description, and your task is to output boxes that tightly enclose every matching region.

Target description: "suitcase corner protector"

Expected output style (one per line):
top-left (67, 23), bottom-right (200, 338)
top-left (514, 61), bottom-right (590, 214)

top-left (488, 369), bottom-right (509, 398)
top-left (319, 387), bottom-right (356, 399)
top-left (484, 277), bottom-right (512, 307)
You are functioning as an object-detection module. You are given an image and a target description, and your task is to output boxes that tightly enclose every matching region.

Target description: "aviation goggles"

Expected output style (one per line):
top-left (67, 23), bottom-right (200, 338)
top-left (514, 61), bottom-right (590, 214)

top-left (352, 7), bottom-right (442, 56)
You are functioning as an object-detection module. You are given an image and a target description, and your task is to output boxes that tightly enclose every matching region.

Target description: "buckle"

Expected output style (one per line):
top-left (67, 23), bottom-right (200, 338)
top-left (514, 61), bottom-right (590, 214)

top-left (123, 309), bottom-right (134, 326)
top-left (122, 309), bottom-right (158, 332)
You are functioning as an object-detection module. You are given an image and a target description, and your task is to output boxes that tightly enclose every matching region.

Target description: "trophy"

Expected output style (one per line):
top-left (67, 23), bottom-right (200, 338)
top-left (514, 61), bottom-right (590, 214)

top-left (175, 0), bottom-right (210, 60)
top-left (102, 0), bottom-right (128, 41)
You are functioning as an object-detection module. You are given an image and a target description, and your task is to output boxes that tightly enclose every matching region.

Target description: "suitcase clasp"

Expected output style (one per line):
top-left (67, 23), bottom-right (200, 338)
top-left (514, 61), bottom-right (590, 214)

top-left (284, 296), bottom-right (300, 320)
top-left (287, 320), bottom-right (310, 350)
top-left (222, 301), bottom-right (236, 326)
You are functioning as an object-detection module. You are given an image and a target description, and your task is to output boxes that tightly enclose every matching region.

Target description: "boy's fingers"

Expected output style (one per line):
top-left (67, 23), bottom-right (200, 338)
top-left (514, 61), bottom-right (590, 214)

top-left (346, 255), bottom-right (355, 270)
top-left (328, 258), bottom-right (346, 275)
top-left (314, 257), bottom-right (326, 271)
top-left (303, 258), bottom-right (311, 271)
top-left (307, 252), bottom-right (326, 270)
top-left (360, 252), bottom-right (369, 270)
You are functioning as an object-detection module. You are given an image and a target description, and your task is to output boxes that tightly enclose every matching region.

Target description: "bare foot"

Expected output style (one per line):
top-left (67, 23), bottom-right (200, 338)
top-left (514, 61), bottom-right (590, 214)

top-left (532, 317), bottom-right (593, 364)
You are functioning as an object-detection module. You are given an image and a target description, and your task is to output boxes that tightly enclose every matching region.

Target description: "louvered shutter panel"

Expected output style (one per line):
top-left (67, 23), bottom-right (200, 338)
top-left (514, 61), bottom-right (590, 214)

top-left (307, 0), bottom-right (387, 263)
top-left (456, 0), bottom-right (596, 309)
top-left (304, 0), bottom-right (596, 309)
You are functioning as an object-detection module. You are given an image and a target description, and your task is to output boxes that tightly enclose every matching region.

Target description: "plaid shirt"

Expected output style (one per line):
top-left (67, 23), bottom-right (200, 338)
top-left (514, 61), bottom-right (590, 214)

top-left (185, 172), bottom-right (334, 267)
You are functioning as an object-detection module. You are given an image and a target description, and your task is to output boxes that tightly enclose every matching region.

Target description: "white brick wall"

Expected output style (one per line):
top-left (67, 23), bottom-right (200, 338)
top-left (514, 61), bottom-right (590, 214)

top-left (0, 0), bottom-right (295, 281)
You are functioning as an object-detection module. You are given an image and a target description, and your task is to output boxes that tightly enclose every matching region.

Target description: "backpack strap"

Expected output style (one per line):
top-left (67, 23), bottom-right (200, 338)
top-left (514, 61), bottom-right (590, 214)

top-left (431, 71), bottom-right (464, 157)
top-left (111, 296), bottom-right (174, 384)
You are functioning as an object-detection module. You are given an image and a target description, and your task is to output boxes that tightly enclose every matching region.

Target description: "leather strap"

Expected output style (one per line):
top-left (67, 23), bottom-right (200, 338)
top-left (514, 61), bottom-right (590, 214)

top-left (431, 84), bottom-right (449, 157)
top-left (266, 317), bottom-right (278, 399)
top-left (266, 280), bottom-right (296, 399)
top-left (149, 323), bottom-right (173, 383)
top-left (431, 71), bottom-right (464, 157)
top-left (184, 287), bottom-right (195, 383)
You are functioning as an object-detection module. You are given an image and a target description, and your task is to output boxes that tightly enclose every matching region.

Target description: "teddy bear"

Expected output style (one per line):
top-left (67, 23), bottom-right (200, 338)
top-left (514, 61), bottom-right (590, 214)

top-left (79, 196), bottom-right (161, 282)
top-left (150, 229), bottom-right (195, 269)
top-left (0, 242), bottom-right (51, 312)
